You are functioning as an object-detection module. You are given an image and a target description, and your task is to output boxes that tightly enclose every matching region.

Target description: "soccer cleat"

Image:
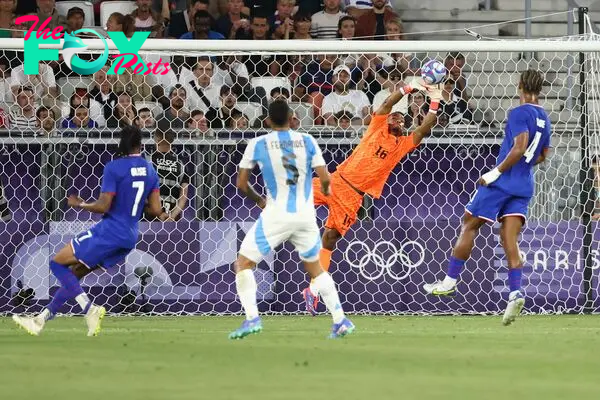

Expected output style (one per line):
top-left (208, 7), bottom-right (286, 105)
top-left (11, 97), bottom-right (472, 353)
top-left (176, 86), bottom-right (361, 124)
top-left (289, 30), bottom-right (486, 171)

top-left (502, 291), bottom-right (525, 326)
top-left (329, 318), bottom-right (355, 339)
top-left (302, 287), bottom-right (319, 316)
top-left (423, 280), bottom-right (457, 296)
top-left (229, 317), bottom-right (263, 340)
top-left (12, 314), bottom-right (44, 336)
top-left (85, 304), bottom-right (106, 337)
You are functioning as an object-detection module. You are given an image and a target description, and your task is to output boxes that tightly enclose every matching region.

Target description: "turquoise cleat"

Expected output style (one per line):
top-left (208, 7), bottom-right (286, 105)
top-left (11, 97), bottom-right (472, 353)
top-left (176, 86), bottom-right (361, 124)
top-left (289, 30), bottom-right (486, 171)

top-left (229, 317), bottom-right (263, 340)
top-left (329, 318), bottom-right (355, 339)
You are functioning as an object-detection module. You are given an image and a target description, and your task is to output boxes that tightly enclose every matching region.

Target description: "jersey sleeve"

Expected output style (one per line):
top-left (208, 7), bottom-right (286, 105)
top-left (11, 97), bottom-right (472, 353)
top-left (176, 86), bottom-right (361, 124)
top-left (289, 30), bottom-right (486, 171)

top-left (239, 138), bottom-right (258, 169)
top-left (508, 107), bottom-right (530, 138)
top-left (308, 135), bottom-right (326, 168)
top-left (100, 162), bottom-right (117, 194)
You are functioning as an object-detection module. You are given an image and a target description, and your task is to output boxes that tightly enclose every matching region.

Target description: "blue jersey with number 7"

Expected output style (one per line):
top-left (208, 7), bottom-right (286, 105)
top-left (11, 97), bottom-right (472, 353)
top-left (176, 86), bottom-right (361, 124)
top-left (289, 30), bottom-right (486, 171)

top-left (100, 155), bottom-right (160, 242)
top-left (493, 104), bottom-right (551, 198)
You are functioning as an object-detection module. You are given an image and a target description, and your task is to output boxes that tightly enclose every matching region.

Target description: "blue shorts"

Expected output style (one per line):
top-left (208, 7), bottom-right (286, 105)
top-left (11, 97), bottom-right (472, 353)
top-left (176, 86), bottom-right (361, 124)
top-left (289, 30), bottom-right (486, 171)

top-left (466, 185), bottom-right (530, 224)
top-left (71, 226), bottom-right (133, 269)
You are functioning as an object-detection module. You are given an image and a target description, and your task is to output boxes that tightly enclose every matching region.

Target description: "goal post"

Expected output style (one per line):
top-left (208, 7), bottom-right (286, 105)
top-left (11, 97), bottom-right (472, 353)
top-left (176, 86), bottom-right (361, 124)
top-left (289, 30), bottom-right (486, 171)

top-left (1, 19), bottom-right (600, 316)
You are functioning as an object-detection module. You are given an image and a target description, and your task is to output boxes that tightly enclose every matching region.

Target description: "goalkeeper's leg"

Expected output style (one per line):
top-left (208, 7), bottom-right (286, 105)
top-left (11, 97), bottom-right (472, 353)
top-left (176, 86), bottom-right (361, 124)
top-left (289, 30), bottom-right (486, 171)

top-left (499, 216), bottom-right (526, 326)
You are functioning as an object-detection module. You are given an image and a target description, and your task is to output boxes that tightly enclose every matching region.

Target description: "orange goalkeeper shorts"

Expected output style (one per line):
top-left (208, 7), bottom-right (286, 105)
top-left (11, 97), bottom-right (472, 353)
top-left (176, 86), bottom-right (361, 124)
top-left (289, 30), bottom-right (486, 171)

top-left (312, 172), bottom-right (364, 236)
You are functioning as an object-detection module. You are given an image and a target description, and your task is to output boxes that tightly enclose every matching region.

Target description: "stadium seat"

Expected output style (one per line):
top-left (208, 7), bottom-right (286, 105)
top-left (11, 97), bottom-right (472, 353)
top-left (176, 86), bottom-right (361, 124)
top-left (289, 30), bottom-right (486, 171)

top-left (236, 102), bottom-right (262, 126)
top-left (250, 77), bottom-right (291, 99)
top-left (288, 102), bottom-right (314, 128)
top-left (100, 1), bottom-right (137, 29)
top-left (135, 101), bottom-right (163, 117)
top-left (55, 1), bottom-right (95, 27)
top-left (57, 77), bottom-right (93, 102)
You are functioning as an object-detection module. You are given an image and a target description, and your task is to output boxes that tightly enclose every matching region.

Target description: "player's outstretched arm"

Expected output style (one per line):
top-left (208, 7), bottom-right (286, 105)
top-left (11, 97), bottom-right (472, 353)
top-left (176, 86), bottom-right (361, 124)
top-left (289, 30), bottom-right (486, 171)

top-left (412, 84), bottom-right (442, 146)
top-left (315, 165), bottom-right (331, 196)
top-left (237, 168), bottom-right (266, 209)
top-left (479, 132), bottom-right (529, 186)
top-left (375, 84), bottom-right (417, 115)
top-left (68, 193), bottom-right (114, 214)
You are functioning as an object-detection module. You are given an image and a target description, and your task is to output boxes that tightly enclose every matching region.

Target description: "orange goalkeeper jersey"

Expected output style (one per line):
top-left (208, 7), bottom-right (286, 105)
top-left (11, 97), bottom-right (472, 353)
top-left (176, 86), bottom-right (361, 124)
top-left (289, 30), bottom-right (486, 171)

top-left (336, 114), bottom-right (418, 199)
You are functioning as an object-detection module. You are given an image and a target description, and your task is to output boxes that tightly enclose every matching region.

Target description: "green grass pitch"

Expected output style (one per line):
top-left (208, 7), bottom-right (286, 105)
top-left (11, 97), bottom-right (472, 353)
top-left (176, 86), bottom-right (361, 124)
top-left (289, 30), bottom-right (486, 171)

top-left (1, 315), bottom-right (599, 400)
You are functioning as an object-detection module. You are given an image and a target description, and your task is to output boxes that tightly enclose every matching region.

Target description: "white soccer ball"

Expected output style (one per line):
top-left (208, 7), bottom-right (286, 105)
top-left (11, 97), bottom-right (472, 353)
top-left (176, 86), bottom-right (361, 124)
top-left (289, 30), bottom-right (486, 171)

top-left (421, 60), bottom-right (447, 85)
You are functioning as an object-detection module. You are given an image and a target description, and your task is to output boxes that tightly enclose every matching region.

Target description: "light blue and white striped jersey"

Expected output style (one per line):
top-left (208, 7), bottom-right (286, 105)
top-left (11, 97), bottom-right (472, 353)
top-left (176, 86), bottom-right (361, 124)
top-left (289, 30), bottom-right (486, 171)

top-left (239, 130), bottom-right (326, 215)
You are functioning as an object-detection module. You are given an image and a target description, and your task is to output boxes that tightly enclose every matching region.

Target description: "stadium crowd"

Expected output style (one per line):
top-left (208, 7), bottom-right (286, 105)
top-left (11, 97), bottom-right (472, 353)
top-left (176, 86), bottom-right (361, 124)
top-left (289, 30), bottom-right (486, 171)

top-left (0, 0), bottom-right (476, 136)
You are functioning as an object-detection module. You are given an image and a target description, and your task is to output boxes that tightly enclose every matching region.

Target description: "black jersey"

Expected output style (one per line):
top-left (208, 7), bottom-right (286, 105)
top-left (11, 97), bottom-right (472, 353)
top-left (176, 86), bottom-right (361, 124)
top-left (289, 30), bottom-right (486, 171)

top-left (148, 151), bottom-right (188, 215)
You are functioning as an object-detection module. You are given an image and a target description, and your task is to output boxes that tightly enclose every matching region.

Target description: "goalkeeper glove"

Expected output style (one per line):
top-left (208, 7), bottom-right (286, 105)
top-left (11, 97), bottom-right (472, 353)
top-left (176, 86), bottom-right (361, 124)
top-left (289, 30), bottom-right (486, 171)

top-left (479, 168), bottom-right (502, 185)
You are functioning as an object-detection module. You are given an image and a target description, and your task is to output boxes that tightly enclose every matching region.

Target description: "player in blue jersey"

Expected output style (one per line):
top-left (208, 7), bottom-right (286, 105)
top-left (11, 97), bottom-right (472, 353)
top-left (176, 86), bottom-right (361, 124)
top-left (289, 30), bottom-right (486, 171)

top-left (230, 99), bottom-right (354, 339)
top-left (13, 126), bottom-right (164, 336)
top-left (423, 70), bottom-right (551, 325)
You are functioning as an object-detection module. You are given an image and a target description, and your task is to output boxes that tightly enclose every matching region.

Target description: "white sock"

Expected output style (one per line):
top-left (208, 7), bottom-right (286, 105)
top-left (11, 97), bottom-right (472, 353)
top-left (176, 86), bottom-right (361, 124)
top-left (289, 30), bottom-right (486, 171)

top-left (236, 269), bottom-right (259, 320)
top-left (312, 272), bottom-right (345, 324)
top-left (442, 276), bottom-right (457, 288)
top-left (39, 308), bottom-right (51, 322)
top-left (75, 293), bottom-right (91, 313)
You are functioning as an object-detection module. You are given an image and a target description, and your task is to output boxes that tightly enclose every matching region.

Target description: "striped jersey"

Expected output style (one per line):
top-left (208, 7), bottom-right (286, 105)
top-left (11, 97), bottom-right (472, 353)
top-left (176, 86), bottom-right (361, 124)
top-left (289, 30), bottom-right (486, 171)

top-left (239, 130), bottom-right (325, 216)
top-left (310, 11), bottom-right (346, 39)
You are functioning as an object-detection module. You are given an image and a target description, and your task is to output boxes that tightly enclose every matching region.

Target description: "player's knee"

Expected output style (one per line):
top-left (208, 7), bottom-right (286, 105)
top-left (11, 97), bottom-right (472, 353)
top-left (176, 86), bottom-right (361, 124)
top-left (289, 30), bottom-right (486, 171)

top-left (234, 256), bottom-right (255, 273)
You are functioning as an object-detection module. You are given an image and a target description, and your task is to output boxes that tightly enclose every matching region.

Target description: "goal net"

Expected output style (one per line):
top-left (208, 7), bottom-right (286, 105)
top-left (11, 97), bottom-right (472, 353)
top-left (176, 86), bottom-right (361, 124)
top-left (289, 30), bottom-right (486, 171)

top-left (1, 33), bottom-right (599, 316)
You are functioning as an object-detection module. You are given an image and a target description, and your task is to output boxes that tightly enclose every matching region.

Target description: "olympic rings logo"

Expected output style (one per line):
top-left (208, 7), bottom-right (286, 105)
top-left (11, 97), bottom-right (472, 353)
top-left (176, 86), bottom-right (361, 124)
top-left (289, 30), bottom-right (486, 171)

top-left (343, 240), bottom-right (426, 281)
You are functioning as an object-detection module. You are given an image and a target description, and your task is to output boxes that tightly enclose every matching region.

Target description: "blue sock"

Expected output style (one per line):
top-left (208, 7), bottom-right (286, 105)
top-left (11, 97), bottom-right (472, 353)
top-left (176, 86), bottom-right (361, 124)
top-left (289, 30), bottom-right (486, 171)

top-left (508, 268), bottom-right (522, 292)
top-left (47, 286), bottom-right (73, 317)
top-left (49, 260), bottom-right (90, 313)
top-left (447, 256), bottom-right (466, 279)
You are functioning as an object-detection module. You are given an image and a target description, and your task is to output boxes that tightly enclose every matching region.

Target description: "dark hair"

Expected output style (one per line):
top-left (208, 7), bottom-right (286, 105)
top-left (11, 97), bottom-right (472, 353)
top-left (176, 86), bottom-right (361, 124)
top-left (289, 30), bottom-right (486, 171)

top-left (334, 110), bottom-right (354, 121)
top-left (337, 15), bottom-right (356, 38)
top-left (169, 84), bottom-right (186, 97)
top-left (116, 125), bottom-right (143, 157)
top-left (137, 107), bottom-right (151, 115)
top-left (190, 109), bottom-right (205, 119)
top-left (446, 52), bottom-right (465, 62)
top-left (195, 10), bottom-right (212, 22)
top-left (109, 12), bottom-right (135, 36)
top-left (36, 106), bottom-right (55, 119)
top-left (192, 0), bottom-right (209, 6)
top-left (293, 11), bottom-right (311, 23)
top-left (251, 12), bottom-right (269, 22)
top-left (18, 86), bottom-right (34, 95)
top-left (519, 69), bottom-right (544, 95)
top-left (220, 85), bottom-right (234, 97)
top-left (69, 92), bottom-right (90, 118)
top-left (269, 100), bottom-right (290, 127)
top-left (155, 127), bottom-right (176, 144)
top-left (270, 86), bottom-right (290, 98)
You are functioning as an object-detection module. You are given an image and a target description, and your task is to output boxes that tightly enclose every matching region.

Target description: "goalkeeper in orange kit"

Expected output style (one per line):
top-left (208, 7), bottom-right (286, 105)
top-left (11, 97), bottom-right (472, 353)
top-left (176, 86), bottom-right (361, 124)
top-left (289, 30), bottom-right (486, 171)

top-left (302, 80), bottom-right (442, 314)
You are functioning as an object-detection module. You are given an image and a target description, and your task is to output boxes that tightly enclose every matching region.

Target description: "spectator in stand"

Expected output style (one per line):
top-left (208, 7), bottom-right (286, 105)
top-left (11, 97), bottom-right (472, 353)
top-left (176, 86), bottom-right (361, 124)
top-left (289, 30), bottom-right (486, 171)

top-left (135, 107), bottom-right (157, 129)
top-left (333, 110), bottom-right (353, 129)
top-left (205, 85), bottom-right (245, 129)
top-left (271, 0), bottom-right (296, 40)
top-left (253, 87), bottom-right (290, 128)
top-left (181, 10), bottom-right (224, 39)
top-left (337, 14), bottom-right (356, 39)
top-left (159, 84), bottom-right (189, 129)
top-left (182, 57), bottom-right (221, 112)
top-left (0, 0), bottom-right (14, 38)
top-left (106, 91), bottom-right (136, 128)
top-left (440, 78), bottom-right (473, 125)
top-left (444, 52), bottom-right (469, 101)
top-left (344, 0), bottom-right (392, 19)
top-left (354, 0), bottom-right (398, 40)
top-left (106, 12), bottom-right (136, 36)
top-left (66, 7), bottom-right (85, 34)
top-left (406, 91), bottom-right (428, 130)
top-left (90, 65), bottom-right (118, 123)
top-left (228, 110), bottom-right (249, 130)
top-left (186, 110), bottom-right (211, 136)
top-left (9, 86), bottom-right (37, 132)
top-left (131, 0), bottom-right (170, 37)
top-left (296, 54), bottom-right (337, 125)
top-left (114, 65), bottom-right (154, 103)
top-left (10, 62), bottom-right (57, 103)
top-left (372, 68), bottom-right (408, 115)
top-left (168, 0), bottom-right (210, 38)
top-left (322, 64), bottom-right (371, 126)
top-left (33, 0), bottom-right (68, 32)
top-left (287, 12), bottom-right (311, 39)
top-left (36, 106), bottom-right (56, 136)
top-left (290, 110), bottom-right (301, 129)
top-left (6, 18), bottom-right (26, 70)
top-left (238, 14), bottom-right (274, 78)
top-left (378, 18), bottom-right (412, 73)
top-left (213, 55), bottom-right (266, 110)
top-left (63, 89), bottom-right (105, 127)
top-left (236, 12), bottom-right (270, 40)
top-left (61, 103), bottom-right (98, 129)
top-left (216, 0), bottom-right (250, 39)
top-left (311, 0), bottom-right (346, 39)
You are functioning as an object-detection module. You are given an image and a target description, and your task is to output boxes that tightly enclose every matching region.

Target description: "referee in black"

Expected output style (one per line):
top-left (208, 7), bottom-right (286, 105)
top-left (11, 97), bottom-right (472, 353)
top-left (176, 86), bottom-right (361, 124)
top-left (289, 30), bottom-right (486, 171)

top-left (145, 123), bottom-right (189, 221)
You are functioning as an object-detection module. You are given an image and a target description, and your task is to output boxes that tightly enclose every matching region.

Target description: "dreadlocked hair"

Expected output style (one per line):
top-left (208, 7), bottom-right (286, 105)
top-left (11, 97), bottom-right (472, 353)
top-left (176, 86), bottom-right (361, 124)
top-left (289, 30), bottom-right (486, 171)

top-left (520, 69), bottom-right (544, 95)
top-left (116, 125), bottom-right (143, 158)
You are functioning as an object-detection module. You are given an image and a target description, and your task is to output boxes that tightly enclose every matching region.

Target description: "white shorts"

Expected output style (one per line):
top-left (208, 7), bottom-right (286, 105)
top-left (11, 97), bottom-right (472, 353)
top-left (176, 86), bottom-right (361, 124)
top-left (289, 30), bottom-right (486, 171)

top-left (239, 211), bottom-right (321, 263)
